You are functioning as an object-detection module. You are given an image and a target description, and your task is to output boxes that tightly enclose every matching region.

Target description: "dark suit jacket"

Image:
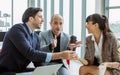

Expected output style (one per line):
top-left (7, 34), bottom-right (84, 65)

top-left (85, 32), bottom-right (120, 75)
top-left (0, 23), bottom-right (47, 72)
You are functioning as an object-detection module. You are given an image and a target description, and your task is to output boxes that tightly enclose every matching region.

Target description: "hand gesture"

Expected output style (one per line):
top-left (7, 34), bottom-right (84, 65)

top-left (52, 35), bottom-right (57, 49)
top-left (52, 50), bottom-right (79, 60)
top-left (69, 41), bottom-right (82, 50)
top-left (61, 50), bottom-right (78, 60)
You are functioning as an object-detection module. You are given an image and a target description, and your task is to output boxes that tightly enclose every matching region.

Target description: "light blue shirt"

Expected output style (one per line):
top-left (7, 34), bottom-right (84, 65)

top-left (26, 24), bottom-right (52, 62)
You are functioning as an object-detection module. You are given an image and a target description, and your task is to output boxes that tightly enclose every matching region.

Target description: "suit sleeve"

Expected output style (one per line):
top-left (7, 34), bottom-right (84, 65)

top-left (8, 25), bottom-right (47, 62)
top-left (84, 36), bottom-right (94, 65)
top-left (85, 41), bottom-right (92, 65)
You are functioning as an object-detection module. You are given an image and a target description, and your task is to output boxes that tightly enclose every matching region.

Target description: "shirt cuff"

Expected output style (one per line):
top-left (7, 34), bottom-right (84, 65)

top-left (45, 53), bottom-right (52, 62)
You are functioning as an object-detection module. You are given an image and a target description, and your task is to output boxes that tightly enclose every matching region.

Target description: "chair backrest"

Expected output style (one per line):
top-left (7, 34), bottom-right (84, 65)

top-left (0, 32), bottom-right (6, 42)
top-left (0, 32), bottom-right (6, 53)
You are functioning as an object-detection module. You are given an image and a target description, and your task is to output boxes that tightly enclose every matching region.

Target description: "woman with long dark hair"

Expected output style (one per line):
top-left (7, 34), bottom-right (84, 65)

top-left (79, 13), bottom-right (120, 75)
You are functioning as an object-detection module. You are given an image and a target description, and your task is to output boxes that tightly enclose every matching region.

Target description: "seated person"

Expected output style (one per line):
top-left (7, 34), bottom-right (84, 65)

top-left (36, 14), bottom-right (82, 75)
top-left (79, 14), bottom-right (120, 75)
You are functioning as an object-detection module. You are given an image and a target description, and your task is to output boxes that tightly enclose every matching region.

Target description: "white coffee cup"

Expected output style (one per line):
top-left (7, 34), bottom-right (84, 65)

top-left (98, 65), bottom-right (107, 75)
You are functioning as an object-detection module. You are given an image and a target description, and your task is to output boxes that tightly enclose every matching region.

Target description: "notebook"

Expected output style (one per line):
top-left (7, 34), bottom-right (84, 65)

top-left (32, 64), bottom-right (62, 75)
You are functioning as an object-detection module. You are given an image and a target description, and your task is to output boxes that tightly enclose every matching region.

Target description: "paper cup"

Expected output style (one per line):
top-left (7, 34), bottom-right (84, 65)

top-left (98, 65), bottom-right (107, 75)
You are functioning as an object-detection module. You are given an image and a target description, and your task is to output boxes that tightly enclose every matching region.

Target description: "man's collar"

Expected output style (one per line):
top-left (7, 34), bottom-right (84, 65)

top-left (26, 23), bottom-right (34, 34)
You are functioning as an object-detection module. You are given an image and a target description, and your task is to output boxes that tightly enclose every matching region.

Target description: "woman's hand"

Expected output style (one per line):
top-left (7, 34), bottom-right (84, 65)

top-left (77, 57), bottom-right (88, 65)
top-left (100, 62), bottom-right (119, 69)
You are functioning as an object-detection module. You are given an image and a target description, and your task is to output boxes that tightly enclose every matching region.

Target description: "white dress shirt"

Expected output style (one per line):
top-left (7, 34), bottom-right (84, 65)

top-left (91, 33), bottom-right (103, 64)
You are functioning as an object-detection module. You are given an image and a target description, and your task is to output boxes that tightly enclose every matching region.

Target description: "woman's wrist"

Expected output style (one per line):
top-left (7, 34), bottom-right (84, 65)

top-left (117, 63), bottom-right (120, 69)
top-left (110, 62), bottom-right (120, 69)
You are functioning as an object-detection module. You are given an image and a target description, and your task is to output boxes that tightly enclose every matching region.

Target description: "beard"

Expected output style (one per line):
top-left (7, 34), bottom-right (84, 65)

top-left (33, 23), bottom-right (41, 29)
top-left (36, 27), bottom-right (40, 29)
top-left (56, 28), bottom-right (60, 31)
top-left (33, 25), bottom-right (40, 29)
top-left (53, 29), bottom-right (61, 35)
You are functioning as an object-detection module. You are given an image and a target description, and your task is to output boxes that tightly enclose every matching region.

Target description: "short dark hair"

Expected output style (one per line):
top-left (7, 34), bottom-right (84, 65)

top-left (22, 7), bottom-right (42, 23)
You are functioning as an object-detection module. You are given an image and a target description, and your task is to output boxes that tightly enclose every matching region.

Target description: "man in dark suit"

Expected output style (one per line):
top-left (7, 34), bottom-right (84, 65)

top-left (0, 7), bottom-right (78, 74)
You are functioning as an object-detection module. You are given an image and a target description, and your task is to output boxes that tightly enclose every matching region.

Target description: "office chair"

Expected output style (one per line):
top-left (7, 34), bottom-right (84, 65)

top-left (0, 32), bottom-right (6, 53)
top-left (0, 32), bottom-right (6, 42)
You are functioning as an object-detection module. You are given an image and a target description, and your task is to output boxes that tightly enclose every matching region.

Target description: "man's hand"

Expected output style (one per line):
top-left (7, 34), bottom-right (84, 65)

top-left (69, 41), bottom-right (82, 50)
top-left (60, 50), bottom-right (78, 60)
top-left (52, 35), bottom-right (57, 49)
top-left (52, 50), bottom-right (78, 60)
